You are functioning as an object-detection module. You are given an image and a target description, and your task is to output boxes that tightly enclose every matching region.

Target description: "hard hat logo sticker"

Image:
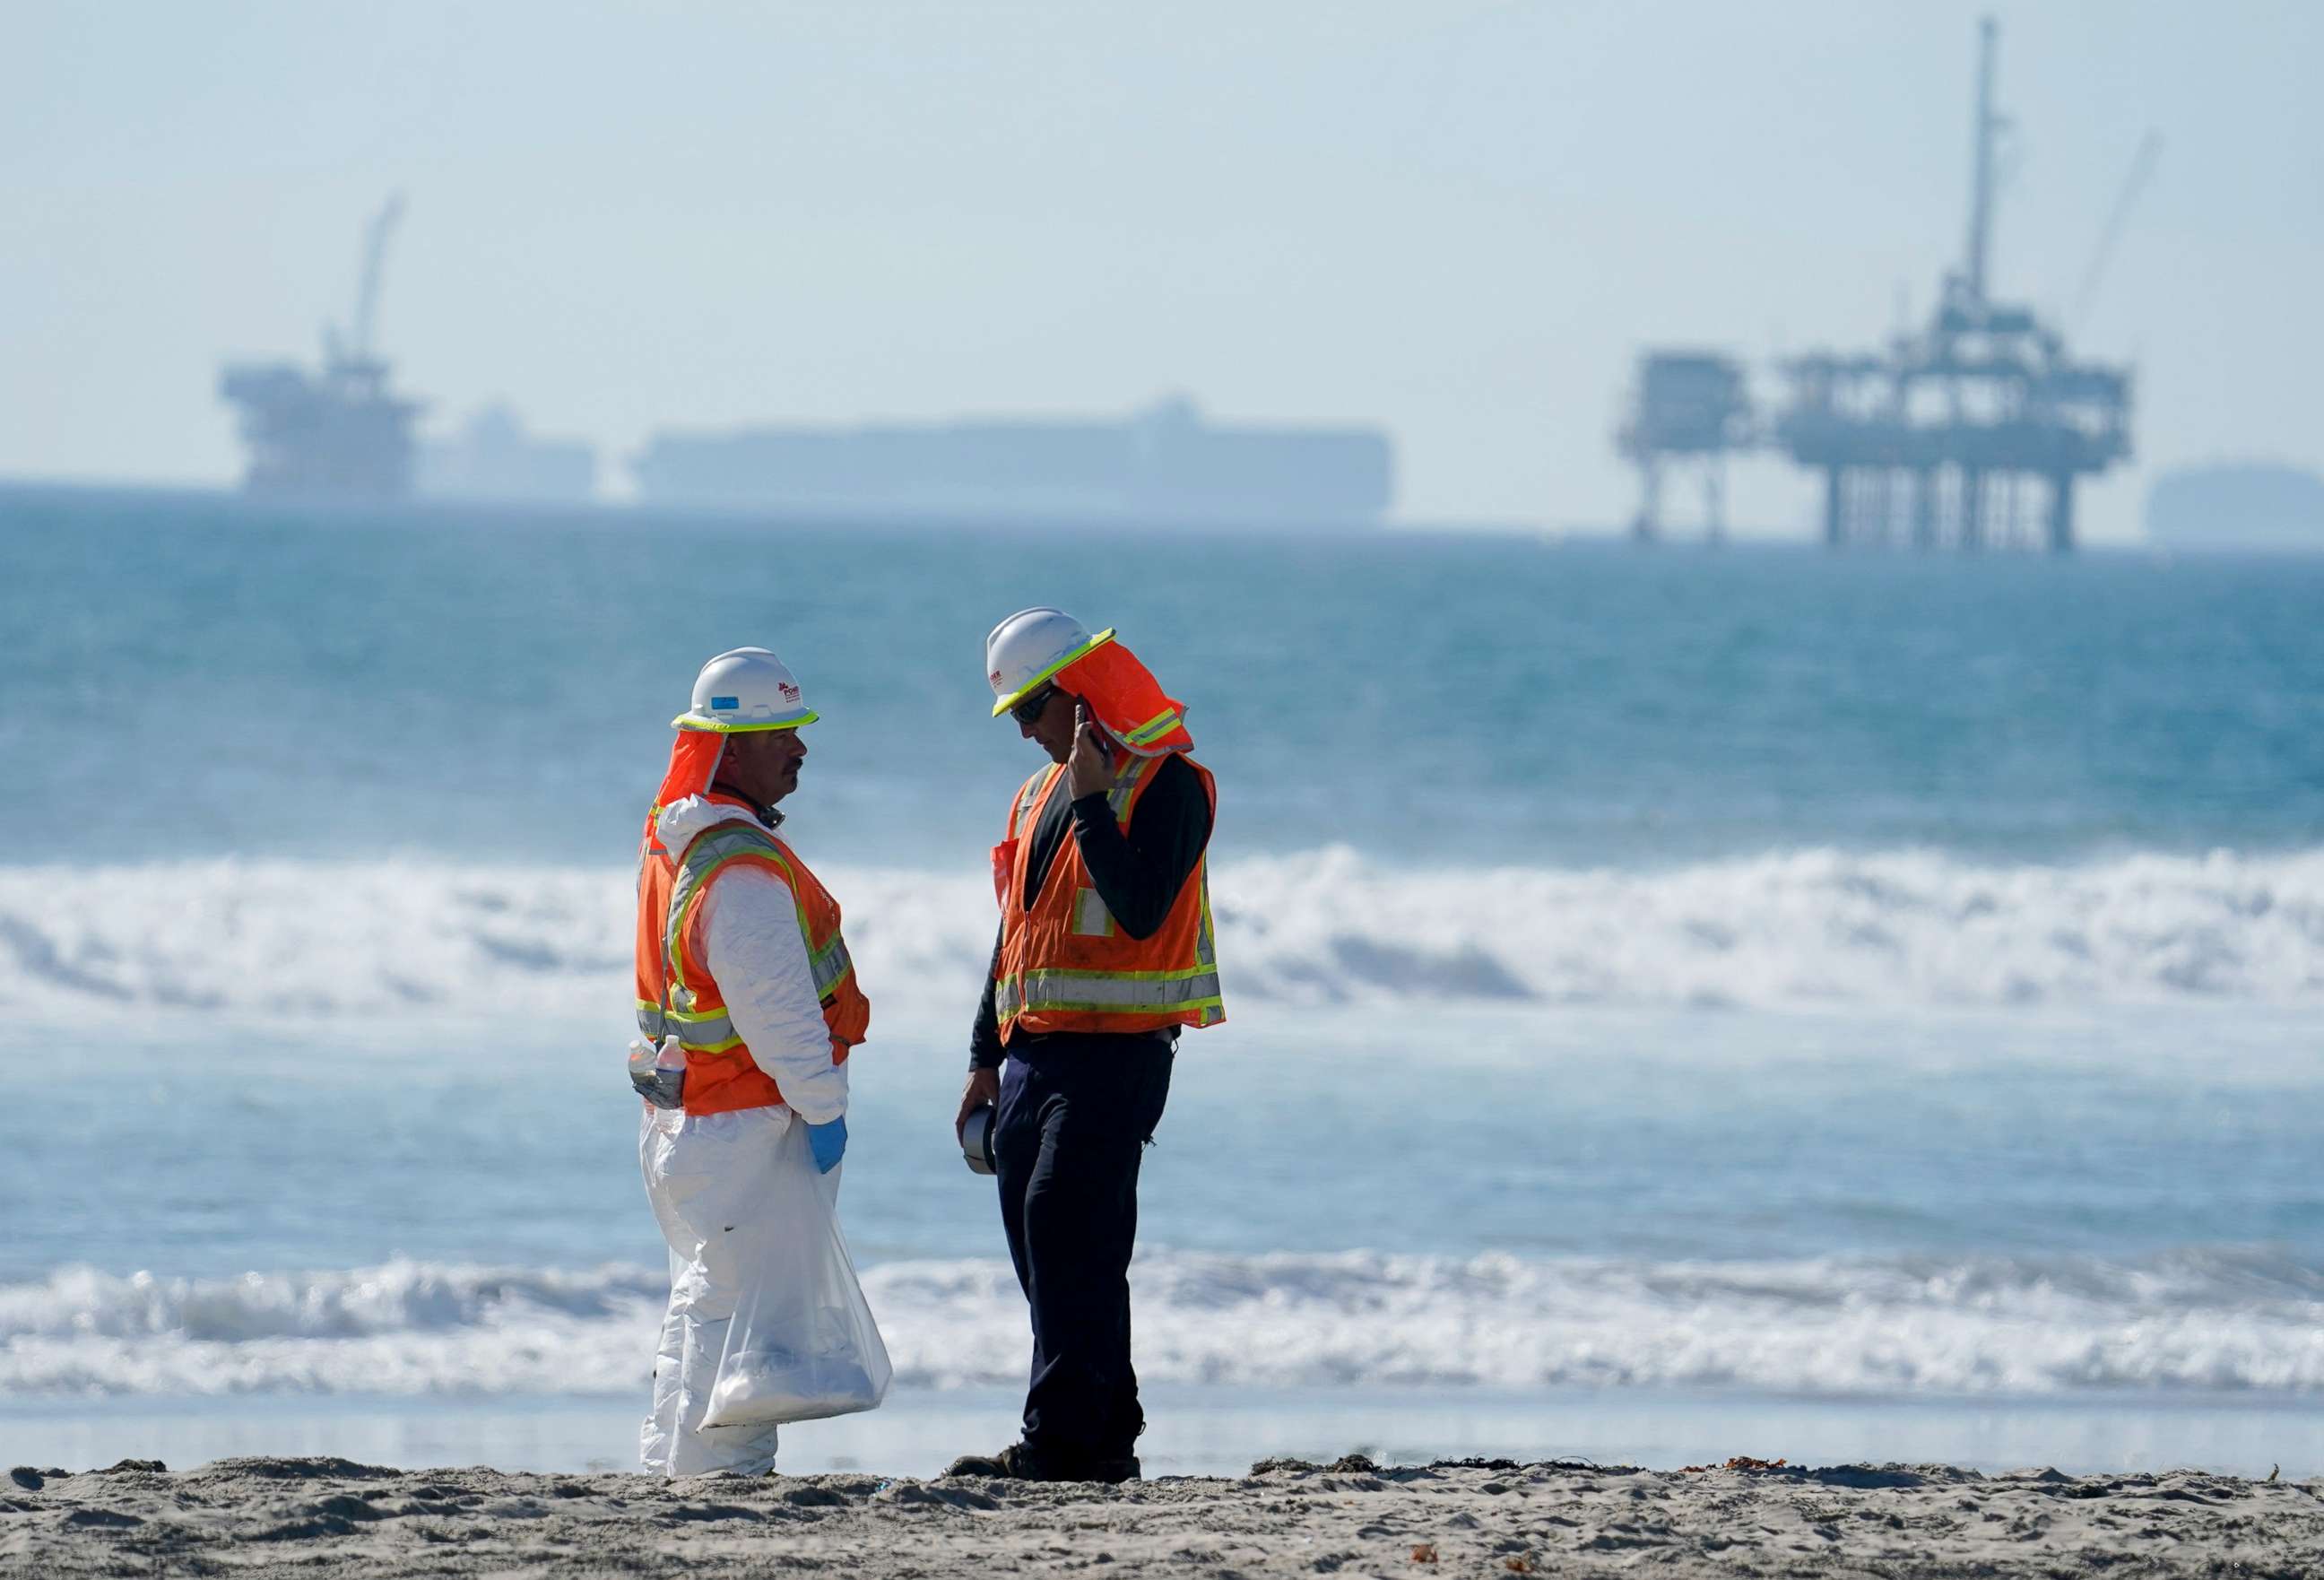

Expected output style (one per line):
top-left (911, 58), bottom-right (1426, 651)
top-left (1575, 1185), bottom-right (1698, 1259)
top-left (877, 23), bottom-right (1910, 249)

top-left (779, 681), bottom-right (802, 702)
top-left (711, 696), bottom-right (739, 710)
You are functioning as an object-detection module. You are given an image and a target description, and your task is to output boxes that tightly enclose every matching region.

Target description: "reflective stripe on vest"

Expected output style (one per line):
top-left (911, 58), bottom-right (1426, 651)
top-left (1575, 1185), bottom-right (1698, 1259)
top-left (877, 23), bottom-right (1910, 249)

top-left (993, 962), bottom-right (1224, 1020)
top-left (1011, 758), bottom-right (1143, 838)
top-left (1010, 769), bottom-right (1049, 840)
top-left (1106, 760), bottom-right (1140, 822)
top-left (657, 821), bottom-right (855, 1053)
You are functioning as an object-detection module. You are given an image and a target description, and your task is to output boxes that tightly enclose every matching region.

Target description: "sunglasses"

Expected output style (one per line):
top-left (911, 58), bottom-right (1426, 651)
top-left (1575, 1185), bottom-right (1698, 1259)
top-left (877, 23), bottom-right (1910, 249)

top-left (1008, 684), bottom-right (1058, 726)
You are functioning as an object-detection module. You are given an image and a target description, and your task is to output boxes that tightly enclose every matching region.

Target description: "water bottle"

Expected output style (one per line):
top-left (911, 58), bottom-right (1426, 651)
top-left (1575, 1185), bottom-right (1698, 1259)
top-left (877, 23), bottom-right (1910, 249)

top-left (628, 1035), bottom-right (687, 1108)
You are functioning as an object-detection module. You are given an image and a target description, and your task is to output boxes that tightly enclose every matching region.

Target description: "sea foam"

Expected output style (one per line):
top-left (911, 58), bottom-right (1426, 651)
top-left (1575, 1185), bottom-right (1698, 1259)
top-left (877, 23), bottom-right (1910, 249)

top-left (5, 1247), bottom-right (2322, 1399)
top-left (4, 845), bottom-right (2320, 1020)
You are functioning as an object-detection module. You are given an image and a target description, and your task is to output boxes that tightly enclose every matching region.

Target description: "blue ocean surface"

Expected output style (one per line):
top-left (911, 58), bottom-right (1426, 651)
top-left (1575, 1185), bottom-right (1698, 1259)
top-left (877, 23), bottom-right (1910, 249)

top-left (4, 486), bottom-right (2321, 1475)
top-left (6, 486), bottom-right (2321, 867)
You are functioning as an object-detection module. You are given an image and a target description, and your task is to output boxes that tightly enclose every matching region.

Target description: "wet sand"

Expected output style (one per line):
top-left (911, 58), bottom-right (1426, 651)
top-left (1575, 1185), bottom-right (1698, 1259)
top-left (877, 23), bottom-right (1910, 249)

top-left (5, 1452), bottom-right (2320, 1577)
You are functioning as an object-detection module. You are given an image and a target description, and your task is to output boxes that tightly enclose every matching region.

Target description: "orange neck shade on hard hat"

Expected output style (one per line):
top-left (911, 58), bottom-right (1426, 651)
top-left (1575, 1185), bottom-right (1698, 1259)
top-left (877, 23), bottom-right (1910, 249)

top-left (1058, 639), bottom-right (1194, 757)
top-left (641, 729), bottom-right (726, 852)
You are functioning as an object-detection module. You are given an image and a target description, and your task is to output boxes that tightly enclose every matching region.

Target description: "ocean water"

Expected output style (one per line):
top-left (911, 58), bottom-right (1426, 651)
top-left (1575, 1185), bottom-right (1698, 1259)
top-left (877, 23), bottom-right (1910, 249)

top-left (4, 486), bottom-right (2322, 1477)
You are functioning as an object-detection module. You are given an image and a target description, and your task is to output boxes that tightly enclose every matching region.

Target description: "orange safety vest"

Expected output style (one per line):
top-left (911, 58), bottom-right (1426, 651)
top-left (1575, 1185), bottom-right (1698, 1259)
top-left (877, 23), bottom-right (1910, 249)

top-left (990, 752), bottom-right (1225, 1043)
top-left (635, 794), bottom-right (870, 1116)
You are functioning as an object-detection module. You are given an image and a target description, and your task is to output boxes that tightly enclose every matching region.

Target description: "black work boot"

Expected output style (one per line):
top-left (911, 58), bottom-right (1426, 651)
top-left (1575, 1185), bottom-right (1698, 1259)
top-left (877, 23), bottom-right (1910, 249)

top-left (944, 1441), bottom-right (1143, 1483)
top-left (942, 1442), bottom-right (1066, 1480)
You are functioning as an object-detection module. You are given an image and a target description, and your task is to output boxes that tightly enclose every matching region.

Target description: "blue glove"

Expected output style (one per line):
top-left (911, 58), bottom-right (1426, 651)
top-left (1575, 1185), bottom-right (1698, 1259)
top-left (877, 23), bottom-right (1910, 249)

top-left (805, 1116), bottom-right (847, 1174)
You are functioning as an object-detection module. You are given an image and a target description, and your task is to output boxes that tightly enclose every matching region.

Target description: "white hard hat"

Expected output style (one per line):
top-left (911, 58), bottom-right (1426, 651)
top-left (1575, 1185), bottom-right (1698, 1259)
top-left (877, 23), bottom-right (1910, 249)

top-left (985, 608), bottom-right (1115, 717)
top-left (673, 647), bottom-right (819, 732)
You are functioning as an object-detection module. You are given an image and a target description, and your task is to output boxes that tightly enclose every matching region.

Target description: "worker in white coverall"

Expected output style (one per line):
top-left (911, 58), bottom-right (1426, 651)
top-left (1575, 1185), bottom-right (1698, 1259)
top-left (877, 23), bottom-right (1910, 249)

top-left (630, 647), bottom-right (871, 1475)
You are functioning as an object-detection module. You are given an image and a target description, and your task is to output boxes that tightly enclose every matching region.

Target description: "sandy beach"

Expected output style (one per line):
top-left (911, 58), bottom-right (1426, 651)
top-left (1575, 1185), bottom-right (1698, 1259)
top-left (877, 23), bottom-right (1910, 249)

top-left (6, 1451), bottom-right (2320, 1577)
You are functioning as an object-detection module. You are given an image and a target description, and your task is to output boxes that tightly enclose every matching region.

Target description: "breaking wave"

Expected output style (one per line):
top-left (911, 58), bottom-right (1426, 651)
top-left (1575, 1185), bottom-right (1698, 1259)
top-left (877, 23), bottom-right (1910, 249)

top-left (2, 844), bottom-right (2320, 1019)
top-left (6, 1247), bottom-right (2323, 1399)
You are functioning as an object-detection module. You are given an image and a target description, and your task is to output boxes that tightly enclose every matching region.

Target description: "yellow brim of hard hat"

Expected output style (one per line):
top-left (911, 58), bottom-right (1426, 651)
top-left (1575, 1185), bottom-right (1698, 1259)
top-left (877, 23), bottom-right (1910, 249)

top-left (672, 709), bottom-right (819, 733)
top-left (991, 629), bottom-right (1116, 717)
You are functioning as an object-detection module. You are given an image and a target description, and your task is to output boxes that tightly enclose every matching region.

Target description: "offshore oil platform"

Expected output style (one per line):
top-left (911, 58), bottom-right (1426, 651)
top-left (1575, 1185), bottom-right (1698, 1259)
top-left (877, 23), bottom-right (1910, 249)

top-left (1619, 20), bottom-right (2137, 551)
top-left (219, 195), bottom-right (422, 499)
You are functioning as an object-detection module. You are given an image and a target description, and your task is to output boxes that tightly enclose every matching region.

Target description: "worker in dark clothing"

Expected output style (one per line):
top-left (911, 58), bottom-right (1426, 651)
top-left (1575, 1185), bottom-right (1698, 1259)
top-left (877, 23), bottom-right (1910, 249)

top-left (947, 609), bottom-right (1225, 1484)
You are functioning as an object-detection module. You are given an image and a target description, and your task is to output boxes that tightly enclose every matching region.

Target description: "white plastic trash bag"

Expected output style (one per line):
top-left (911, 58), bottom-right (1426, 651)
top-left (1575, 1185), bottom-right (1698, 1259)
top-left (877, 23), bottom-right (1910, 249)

top-left (698, 1114), bottom-right (891, 1430)
top-left (640, 1103), bottom-right (890, 1473)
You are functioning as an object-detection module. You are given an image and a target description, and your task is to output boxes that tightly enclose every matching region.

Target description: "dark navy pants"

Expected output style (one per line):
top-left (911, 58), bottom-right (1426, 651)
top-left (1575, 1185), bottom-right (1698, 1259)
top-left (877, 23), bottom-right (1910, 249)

top-left (993, 1033), bottom-right (1175, 1466)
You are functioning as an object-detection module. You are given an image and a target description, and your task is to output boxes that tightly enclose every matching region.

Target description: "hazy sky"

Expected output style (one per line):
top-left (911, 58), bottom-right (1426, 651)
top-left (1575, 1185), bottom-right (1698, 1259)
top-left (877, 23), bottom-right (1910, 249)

top-left (5, 1), bottom-right (2318, 536)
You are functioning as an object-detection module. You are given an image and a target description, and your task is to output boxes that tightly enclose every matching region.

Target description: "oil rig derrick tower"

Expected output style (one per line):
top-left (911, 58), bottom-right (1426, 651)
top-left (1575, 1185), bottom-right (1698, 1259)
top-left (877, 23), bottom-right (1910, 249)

top-left (1778, 21), bottom-right (2131, 551)
top-left (1617, 18), bottom-right (2135, 551)
top-left (219, 195), bottom-right (423, 500)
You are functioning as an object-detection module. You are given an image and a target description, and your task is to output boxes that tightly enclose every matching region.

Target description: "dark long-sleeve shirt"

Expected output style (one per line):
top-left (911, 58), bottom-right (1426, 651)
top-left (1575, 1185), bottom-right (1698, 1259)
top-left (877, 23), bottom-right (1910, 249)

top-left (969, 752), bottom-right (1213, 1070)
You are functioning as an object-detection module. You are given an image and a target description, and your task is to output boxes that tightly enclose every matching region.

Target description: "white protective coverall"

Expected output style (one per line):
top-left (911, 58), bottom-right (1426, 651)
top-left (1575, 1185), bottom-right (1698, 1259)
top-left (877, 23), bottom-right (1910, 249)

top-left (640, 794), bottom-right (850, 1477)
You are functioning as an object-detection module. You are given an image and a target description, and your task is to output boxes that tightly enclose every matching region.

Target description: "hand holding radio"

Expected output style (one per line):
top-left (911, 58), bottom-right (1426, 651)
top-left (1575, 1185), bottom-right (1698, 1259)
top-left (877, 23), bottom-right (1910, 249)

top-left (1066, 699), bottom-right (1114, 799)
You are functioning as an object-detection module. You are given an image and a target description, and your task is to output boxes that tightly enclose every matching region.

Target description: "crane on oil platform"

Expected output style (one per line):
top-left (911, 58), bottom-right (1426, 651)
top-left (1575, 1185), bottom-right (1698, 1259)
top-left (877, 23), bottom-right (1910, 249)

top-left (325, 191), bottom-right (407, 388)
top-left (219, 194), bottom-right (424, 499)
